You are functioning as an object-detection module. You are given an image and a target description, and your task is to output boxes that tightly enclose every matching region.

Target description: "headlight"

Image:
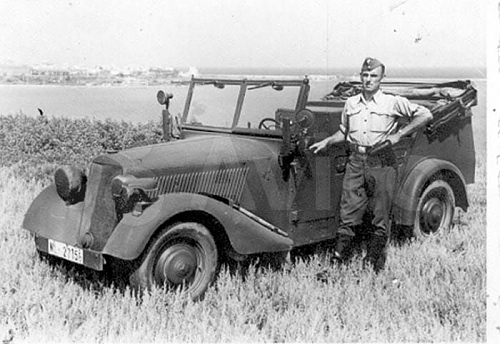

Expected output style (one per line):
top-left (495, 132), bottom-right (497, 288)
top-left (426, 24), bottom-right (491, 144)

top-left (111, 174), bottom-right (157, 216)
top-left (54, 166), bottom-right (87, 205)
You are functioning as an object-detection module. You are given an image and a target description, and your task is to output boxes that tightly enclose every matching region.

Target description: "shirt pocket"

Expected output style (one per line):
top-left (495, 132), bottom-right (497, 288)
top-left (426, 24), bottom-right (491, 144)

top-left (370, 110), bottom-right (395, 133)
top-left (346, 108), bottom-right (362, 132)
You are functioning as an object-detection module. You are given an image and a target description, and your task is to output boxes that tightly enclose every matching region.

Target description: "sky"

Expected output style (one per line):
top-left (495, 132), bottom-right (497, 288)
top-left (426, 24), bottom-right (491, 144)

top-left (0, 0), bottom-right (488, 71)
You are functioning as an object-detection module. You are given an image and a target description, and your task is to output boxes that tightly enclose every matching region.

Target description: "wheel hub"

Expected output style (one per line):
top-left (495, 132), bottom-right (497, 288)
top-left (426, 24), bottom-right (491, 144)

top-left (420, 197), bottom-right (445, 234)
top-left (155, 244), bottom-right (198, 286)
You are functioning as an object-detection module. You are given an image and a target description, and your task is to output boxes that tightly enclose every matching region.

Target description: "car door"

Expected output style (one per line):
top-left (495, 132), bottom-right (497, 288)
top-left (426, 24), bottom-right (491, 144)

top-left (288, 109), bottom-right (348, 246)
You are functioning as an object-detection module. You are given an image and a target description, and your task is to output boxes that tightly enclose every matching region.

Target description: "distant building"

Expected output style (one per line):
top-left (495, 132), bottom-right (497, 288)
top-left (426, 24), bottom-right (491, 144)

top-left (1, 63), bottom-right (180, 85)
top-left (148, 67), bottom-right (178, 78)
top-left (30, 65), bottom-right (70, 83)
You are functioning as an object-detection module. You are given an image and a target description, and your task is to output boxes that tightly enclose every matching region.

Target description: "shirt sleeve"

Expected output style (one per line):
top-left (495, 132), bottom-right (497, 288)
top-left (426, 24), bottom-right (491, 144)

top-left (339, 105), bottom-right (348, 136)
top-left (393, 95), bottom-right (422, 118)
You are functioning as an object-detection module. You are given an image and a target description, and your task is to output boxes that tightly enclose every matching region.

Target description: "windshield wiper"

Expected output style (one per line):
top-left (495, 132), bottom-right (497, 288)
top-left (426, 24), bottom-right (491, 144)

top-left (201, 80), bottom-right (225, 89)
top-left (248, 81), bottom-right (284, 91)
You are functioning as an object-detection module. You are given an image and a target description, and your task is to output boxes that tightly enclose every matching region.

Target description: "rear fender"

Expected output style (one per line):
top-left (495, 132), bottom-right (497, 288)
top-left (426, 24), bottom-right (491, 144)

top-left (102, 192), bottom-right (293, 260)
top-left (393, 158), bottom-right (468, 226)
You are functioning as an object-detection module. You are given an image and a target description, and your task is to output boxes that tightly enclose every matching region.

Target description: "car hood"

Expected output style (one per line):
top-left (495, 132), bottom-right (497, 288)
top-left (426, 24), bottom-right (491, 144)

top-left (93, 135), bottom-right (279, 176)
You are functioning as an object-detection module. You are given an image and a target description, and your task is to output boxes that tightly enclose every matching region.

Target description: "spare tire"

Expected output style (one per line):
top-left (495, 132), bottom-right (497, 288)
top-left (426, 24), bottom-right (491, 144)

top-left (54, 166), bottom-right (87, 205)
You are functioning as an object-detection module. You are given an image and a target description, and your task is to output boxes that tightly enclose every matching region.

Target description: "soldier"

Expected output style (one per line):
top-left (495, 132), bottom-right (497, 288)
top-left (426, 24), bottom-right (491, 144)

top-left (310, 57), bottom-right (433, 273)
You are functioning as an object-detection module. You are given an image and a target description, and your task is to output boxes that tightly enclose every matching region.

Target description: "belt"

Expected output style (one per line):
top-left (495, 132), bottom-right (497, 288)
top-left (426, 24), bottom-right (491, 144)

top-left (350, 143), bottom-right (372, 155)
top-left (349, 142), bottom-right (397, 167)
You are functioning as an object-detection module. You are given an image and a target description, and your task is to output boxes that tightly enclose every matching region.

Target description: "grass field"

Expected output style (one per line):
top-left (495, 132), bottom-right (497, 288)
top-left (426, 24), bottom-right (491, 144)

top-left (0, 79), bottom-right (487, 342)
top-left (0, 155), bottom-right (486, 342)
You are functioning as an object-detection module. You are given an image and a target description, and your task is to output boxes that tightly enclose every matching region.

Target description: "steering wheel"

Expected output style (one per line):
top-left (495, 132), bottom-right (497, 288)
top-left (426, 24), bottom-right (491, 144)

top-left (258, 118), bottom-right (279, 130)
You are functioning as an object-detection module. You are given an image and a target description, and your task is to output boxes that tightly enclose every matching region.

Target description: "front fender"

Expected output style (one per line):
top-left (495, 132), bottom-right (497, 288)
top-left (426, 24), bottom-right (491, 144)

top-left (102, 192), bottom-right (293, 260)
top-left (23, 184), bottom-right (85, 245)
top-left (393, 158), bottom-right (468, 226)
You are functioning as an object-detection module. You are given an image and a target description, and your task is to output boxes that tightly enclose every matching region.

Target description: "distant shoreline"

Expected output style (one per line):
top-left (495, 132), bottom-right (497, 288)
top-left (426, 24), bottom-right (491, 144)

top-left (0, 74), bottom-right (487, 88)
top-left (0, 65), bottom-right (486, 87)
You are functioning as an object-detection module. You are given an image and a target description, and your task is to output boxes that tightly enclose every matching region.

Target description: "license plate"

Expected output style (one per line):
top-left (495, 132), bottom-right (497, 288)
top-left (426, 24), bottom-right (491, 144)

top-left (48, 239), bottom-right (83, 265)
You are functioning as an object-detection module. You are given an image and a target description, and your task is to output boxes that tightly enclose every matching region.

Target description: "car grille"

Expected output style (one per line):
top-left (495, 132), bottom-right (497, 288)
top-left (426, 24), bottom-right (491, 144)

top-left (80, 162), bottom-right (122, 251)
top-left (147, 166), bottom-right (249, 203)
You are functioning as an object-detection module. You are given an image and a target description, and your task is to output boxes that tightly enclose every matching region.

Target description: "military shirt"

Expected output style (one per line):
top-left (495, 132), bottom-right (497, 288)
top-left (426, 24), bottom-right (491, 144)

top-left (339, 90), bottom-right (422, 146)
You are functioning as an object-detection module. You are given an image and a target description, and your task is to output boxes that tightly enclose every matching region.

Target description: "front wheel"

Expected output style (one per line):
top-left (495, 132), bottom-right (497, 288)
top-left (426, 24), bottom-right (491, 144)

top-left (129, 222), bottom-right (218, 300)
top-left (413, 179), bottom-right (455, 238)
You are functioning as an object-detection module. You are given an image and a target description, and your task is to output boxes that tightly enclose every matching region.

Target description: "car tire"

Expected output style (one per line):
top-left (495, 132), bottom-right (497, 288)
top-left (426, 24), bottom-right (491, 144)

top-left (129, 222), bottom-right (218, 300)
top-left (413, 179), bottom-right (455, 238)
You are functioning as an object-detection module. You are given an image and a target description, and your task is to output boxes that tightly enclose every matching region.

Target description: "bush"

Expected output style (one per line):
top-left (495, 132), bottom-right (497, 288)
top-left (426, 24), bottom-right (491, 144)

top-left (0, 114), bottom-right (164, 183)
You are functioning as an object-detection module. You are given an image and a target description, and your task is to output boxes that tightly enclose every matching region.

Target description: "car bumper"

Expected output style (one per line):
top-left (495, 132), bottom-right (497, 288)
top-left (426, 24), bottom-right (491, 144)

top-left (35, 235), bottom-right (105, 271)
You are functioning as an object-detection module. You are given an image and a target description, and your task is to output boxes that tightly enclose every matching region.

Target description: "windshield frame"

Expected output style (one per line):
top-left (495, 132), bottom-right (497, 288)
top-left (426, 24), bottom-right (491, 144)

top-left (180, 77), bottom-right (310, 130)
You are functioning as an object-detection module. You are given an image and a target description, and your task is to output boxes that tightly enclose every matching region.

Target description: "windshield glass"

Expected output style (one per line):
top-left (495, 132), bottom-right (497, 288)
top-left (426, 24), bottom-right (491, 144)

top-left (185, 83), bottom-right (240, 128)
top-left (184, 80), bottom-right (302, 129)
top-left (238, 85), bottom-right (300, 129)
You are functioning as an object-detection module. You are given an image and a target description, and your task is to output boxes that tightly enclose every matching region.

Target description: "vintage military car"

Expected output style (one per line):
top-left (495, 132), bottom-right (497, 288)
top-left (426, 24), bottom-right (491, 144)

top-left (23, 76), bottom-right (477, 299)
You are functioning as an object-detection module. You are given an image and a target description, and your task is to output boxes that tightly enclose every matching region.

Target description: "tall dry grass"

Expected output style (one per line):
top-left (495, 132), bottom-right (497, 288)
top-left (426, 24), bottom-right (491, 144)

top-left (0, 153), bottom-right (486, 342)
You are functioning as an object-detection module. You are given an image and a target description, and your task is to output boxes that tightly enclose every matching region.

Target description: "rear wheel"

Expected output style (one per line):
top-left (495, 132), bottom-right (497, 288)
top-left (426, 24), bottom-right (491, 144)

top-left (414, 179), bottom-right (455, 238)
top-left (129, 222), bottom-right (218, 300)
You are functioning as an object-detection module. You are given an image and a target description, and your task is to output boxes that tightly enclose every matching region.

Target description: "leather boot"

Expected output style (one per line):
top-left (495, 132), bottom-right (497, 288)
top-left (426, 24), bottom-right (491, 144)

top-left (332, 233), bottom-right (354, 263)
top-left (364, 234), bottom-right (387, 273)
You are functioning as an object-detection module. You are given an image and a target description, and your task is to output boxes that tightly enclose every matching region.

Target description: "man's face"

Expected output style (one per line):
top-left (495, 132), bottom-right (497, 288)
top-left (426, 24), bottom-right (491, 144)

top-left (360, 66), bottom-right (384, 94)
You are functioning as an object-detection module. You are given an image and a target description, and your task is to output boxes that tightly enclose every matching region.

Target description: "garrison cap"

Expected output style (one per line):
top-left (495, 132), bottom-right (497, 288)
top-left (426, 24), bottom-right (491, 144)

top-left (361, 57), bottom-right (384, 72)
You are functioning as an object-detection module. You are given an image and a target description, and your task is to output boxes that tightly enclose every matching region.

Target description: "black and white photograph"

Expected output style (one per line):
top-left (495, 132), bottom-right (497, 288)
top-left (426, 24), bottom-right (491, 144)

top-left (0, 0), bottom-right (494, 342)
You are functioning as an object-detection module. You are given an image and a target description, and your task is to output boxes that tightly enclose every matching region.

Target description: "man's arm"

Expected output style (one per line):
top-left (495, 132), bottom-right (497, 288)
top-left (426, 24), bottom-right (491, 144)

top-left (309, 130), bottom-right (346, 154)
top-left (387, 101), bottom-right (433, 145)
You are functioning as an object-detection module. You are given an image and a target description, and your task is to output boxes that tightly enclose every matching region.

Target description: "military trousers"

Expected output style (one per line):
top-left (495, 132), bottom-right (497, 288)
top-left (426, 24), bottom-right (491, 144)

top-left (337, 151), bottom-right (397, 239)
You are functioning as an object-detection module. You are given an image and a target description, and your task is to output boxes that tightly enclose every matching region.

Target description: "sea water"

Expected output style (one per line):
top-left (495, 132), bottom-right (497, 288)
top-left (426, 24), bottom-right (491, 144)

top-left (0, 72), bottom-right (487, 152)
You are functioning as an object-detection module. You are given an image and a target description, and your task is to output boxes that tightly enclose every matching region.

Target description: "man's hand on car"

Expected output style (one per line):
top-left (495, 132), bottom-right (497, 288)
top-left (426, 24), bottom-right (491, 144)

top-left (309, 140), bottom-right (328, 154)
